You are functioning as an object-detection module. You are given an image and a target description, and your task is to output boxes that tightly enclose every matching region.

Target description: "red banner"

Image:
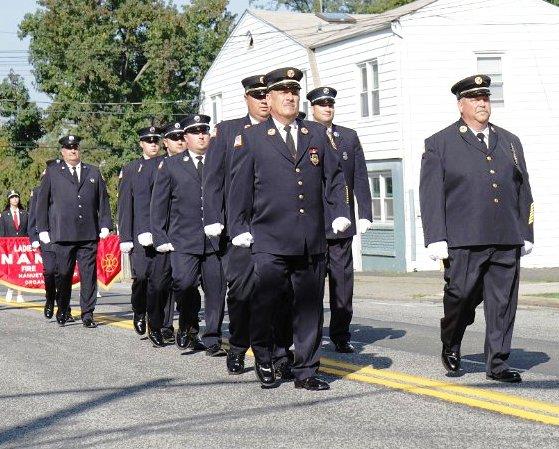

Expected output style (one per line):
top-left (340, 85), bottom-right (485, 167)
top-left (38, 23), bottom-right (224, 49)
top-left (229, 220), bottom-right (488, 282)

top-left (0, 236), bottom-right (122, 292)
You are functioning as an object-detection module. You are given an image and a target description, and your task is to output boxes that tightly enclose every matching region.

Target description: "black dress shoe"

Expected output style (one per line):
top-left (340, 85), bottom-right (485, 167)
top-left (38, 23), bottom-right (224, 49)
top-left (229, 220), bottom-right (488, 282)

top-left (148, 328), bottom-right (165, 347)
top-left (334, 341), bottom-right (355, 354)
top-left (56, 311), bottom-right (67, 326)
top-left (226, 352), bottom-right (245, 375)
top-left (187, 335), bottom-right (207, 351)
top-left (206, 344), bottom-right (227, 357)
top-left (294, 376), bottom-right (330, 391)
top-left (487, 369), bottom-right (522, 383)
top-left (162, 328), bottom-right (175, 344)
top-left (275, 360), bottom-right (295, 380)
top-left (441, 346), bottom-right (461, 372)
top-left (133, 313), bottom-right (146, 335)
top-left (44, 302), bottom-right (54, 319)
top-left (176, 330), bottom-right (189, 349)
top-left (66, 312), bottom-right (75, 323)
top-left (82, 318), bottom-right (98, 328)
top-left (255, 362), bottom-right (277, 388)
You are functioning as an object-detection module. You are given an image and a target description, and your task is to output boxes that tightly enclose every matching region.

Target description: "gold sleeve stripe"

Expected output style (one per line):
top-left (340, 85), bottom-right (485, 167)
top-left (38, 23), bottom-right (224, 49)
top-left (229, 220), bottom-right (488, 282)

top-left (528, 203), bottom-right (535, 225)
top-left (345, 185), bottom-right (349, 204)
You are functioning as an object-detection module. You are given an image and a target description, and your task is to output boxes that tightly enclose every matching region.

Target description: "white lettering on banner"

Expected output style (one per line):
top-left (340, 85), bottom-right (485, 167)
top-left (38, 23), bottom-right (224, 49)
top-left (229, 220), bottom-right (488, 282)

top-left (0, 253), bottom-right (42, 265)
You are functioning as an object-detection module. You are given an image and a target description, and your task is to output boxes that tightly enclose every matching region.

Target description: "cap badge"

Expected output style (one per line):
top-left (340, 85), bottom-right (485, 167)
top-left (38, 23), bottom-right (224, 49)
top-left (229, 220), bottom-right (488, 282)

top-left (459, 125), bottom-right (468, 133)
top-left (194, 115), bottom-right (200, 122)
top-left (69, 135), bottom-right (74, 141)
top-left (323, 88), bottom-right (329, 94)
top-left (150, 126), bottom-right (155, 133)
top-left (309, 148), bottom-right (319, 166)
top-left (267, 128), bottom-right (276, 136)
top-left (287, 69), bottom-right (295, 78)
top-left (174, 123), bottom-right (180, 129)
top-left (475, 76), bottom-right (483, 85)
top-left (259, 76), bottom-right (264, 84)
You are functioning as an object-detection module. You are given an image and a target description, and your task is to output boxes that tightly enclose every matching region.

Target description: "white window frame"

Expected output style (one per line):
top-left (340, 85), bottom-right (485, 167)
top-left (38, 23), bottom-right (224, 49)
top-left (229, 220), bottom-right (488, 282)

top-left (357, 59), bottom-right (380, 119)
top-left (476, 52), bottom-right (505, 106)
top-left (369, 170), bottom-right (393, 223)
top-left (210, 93), bottom-right (222, 126)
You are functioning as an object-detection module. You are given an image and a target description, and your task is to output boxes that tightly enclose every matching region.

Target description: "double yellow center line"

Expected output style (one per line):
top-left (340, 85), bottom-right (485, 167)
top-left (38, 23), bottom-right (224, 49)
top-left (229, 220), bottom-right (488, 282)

top-left (3, 297), bottom-right (559, 426)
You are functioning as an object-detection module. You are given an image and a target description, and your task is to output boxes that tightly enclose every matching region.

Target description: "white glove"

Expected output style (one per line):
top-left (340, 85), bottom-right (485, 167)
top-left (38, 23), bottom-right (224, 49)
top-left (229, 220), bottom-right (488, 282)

top-left (137, 232), bottom-right (153, 247)
top-left (120, 242), bottom-right (134, 253)
top-left (39, 232), bottom-right (50, 244)
top-left (156, 243), bottom-right (175, 253)
top-left (231, 232), bottom-right (254, 248)
top-left (427, 241), bottom-right (448, 261)
top-left (31, 241), bottom-right (41, 249)
top-left (204, 223), bottom-right (224, 237)
top-left (357, 219), bottom-right (373, 234)
top-left (332, 217), bottom-right (351, 234)
top-left (521, 240), bottom-right (533, 257)
top-left (99, 228), bottom-right (110, 239)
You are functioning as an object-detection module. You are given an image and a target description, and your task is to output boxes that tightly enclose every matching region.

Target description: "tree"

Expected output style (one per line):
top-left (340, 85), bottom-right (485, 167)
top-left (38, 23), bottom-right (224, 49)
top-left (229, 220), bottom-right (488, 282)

top-left (0, 71), bottom-right (44, 164)
top-left (18, 0), bottom-right (234, 215)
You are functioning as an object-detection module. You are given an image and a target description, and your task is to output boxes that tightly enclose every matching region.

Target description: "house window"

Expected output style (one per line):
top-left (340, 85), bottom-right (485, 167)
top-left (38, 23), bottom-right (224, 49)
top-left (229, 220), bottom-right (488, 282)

top-left (477, 56), bottom-right (503, 104)
top-left (358, 59), bottom-right (380, 118)
top-left (370, 171), bottom-right (393, 222)
top-left (211, 93), bottom-right (222, 125)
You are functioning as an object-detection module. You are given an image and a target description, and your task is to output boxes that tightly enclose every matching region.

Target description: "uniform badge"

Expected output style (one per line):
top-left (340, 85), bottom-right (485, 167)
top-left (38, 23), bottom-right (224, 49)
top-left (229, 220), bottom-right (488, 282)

top-left (287, 69), bottom-right (295, 78)
top-left (138, 164), bottom-right (142, 173)
top-left (267, 129), bottom-right (276, 136)
top-left (119, 170), bottom-right (123, 179)
top-left (323, 87), bottom-right (329, 94)
top-left (69, 135), bottom-right (75, 142)
top-left (333, 131), bottom-right (339, 138)
top-left (183, 155), bottom-right (190, 162)
top-left (244, 124), bottom-right (251, 129)
top-left (342, 151), bottom-right (348, 160)
top-left (61, 165), bottom-right (65, 170)
top-left (174, 122), bottom-right (181, 129)
top-left (459, 125), bottom-right (467, 133)
top-left (309, 148), bottom-right (319, 166)
top-left (259, 76), bottom-right (264, 84)
top-left (158, 161), bottom-right (164, 170)
top-left (90, 178), bottom-right (95, 183)
top-left (234, 135), bottom-right (243, 147)
top-left (150, 126), bottom-right (155, 133)
top-left (300, 127), bottom-right (308, 135)
top-left (194, 115), bottom-right (200, 122)
top-left (475, 76), bottom-right (483, 85)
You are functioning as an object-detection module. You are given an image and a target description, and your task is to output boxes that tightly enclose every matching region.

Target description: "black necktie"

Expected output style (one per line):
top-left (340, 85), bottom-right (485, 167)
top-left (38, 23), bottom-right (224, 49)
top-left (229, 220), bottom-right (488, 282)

top-left (284, 125), bottom-right (296, 159)
top-left (196, 155), bottom-right (204, 179)
top-left (476, 132), bottom-right (488, 148)
top-left (71, 166), bottom-right (78, 183)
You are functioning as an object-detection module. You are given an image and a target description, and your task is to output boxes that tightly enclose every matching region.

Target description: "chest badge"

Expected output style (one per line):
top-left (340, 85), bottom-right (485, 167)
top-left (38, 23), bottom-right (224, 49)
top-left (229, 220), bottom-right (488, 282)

top-left (300, 127), bottom-right (308, 135)
top-left (342, 151), bottom-right (348, 160)
top-left (309, 148), bottom-right (319, 166)
top-left (459, 125), bottom-right (468, 133)
top-left (267, 128), bottom-right (276, 136)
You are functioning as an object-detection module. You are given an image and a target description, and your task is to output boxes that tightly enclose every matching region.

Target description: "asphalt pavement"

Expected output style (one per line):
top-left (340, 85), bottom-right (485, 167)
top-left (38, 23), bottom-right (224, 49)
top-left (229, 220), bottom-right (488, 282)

top-left (1, 275), bottom-right (559, 448)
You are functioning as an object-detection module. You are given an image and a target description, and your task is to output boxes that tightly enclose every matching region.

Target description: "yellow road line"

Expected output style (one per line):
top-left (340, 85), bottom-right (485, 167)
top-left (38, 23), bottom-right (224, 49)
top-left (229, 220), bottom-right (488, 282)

top-left (3, 297), bottom-right (559, 425)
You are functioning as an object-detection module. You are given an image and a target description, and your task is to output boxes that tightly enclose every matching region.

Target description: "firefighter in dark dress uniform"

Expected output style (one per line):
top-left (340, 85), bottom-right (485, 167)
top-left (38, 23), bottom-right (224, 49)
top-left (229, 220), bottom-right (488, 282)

top-left (419, 75), bottom-right (534, 383)
top-left (307, 86), bottom-right (373, 353)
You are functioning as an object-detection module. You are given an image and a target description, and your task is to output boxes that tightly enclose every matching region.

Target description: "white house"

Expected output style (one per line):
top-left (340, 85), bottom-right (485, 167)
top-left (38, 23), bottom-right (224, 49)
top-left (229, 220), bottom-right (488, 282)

top-left (200, 0), bottom-right (559, 272)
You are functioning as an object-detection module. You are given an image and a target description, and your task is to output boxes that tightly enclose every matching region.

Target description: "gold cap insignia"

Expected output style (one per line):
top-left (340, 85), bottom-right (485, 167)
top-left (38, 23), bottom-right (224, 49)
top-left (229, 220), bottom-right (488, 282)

top-left (323, 88), bottom-right (329, 94)
top-left (301, 127), bottom-right (308, 135)
top-left (194, 115), bottom-right (200, 122)
top-left (267, 128), bottom-right (276, 136)
top-left (174, 123), bottom-right (180, 129)
top-left (475, 76), bottom-right (483, 85)
top-left (459, 125), bottom-right (468, 133)
top-left (287, 69), bottom-right (295, 78)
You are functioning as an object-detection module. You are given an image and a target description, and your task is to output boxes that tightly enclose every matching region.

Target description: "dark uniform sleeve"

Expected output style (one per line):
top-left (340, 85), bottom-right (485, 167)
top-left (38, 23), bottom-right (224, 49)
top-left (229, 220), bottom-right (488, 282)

top-left (150, 159), bottom-right (173, 247)
top-left (227, 132), bottom-right (254, 239)
top-left (352, 132), bottom-right (373, 221)
top-left (117, 165), bottom-right (133, 243)
top-left (27, 191), bottom-right (39, 243)
top-left (323, 135), bottom-right (351, 223)
top-left (514, 137), bottom-right (534, 243)
top-left (419, 138), bottom-right (447, 246)
top-left (203, 123), bottom-right (226, 226)
top-left (36, 168), bottom-right (52, 233)
top-left (0, 213), bottom-right (6, 237)
top-left (97, 170), bottom-right (113, 231)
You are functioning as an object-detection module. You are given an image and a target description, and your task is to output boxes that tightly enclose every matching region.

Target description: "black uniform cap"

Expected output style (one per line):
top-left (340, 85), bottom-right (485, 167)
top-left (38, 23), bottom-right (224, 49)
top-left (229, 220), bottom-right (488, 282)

top-left (7, 189), bottom-right (19, 199)
top-left (138, 126), bottom-right (162, 139)
top-left (162, 121), bottom-right (185, 137)
top-left (264, 67), bottom-right (303, 91)
top-left (181, 114), bottom-right (211, 132)
top-left (242, 75), bottom-right (267, 94)
top-left (306, 86), bottom-right (337, 105)
top-left (58, 135), bottom-right (82, 147)
top-left (451, 75), bottom-right (492, 99)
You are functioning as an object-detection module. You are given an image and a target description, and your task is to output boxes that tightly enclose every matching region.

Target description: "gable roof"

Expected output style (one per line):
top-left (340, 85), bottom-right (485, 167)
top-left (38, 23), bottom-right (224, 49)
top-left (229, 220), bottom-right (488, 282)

top-left (249, 0), bottom-right (438, 49)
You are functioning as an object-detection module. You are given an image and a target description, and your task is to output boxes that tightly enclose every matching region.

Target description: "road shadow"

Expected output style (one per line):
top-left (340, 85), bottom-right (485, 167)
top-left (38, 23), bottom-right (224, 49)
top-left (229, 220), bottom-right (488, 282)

top-left (462, 348), bottom-right (551, 373)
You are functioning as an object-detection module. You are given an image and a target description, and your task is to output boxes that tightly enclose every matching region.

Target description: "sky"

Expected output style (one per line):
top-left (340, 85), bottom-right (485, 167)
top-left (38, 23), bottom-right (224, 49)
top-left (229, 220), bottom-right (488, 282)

top-left (0, 0), bottom-right (251, 103)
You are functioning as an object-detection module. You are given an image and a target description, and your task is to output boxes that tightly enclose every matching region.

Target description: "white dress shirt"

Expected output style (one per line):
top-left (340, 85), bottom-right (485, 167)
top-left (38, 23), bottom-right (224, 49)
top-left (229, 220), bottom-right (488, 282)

top-left (188, 150), bottom-right (205, 167)
top-left (469, 126), bottom-right (489, 148)
top-left (66, 162), bottom-right (82, 182)
top-left (272, 116), bottom-right (298, 150)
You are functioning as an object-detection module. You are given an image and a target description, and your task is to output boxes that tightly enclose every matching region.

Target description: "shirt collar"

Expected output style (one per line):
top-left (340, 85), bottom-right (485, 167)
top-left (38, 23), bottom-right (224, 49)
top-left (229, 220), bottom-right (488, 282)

top-left (248, 115), bottom-right (260, 125)
top-left (188, 150), bottom-right (205, 162)
top-left (272, 116), bottom-right (297, 132)
top-left (66, 162), bottom-right (81, 171)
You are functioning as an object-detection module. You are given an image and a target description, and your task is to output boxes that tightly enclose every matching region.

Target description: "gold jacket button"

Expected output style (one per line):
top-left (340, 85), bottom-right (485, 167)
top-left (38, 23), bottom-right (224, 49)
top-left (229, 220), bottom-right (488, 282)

top-left (490, 169), bottom-right (495, 174)
top-left (494, 198), bottom-right (499, 203)
top-left (298, 181), bottom-right (303, 186)
top-left (299, 208), bottom-right (305, 214)
top-left (295, 168), bottom-right (301, 173)
top-left (487, 156), bottom-right (492, 161)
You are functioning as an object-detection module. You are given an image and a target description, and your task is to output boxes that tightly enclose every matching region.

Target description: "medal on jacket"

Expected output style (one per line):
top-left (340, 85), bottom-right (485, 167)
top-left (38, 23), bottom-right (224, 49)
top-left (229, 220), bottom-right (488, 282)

top-left (309, 148), bottom-right (319, 166)
top-left (342, 151), bottom-right (348, 160)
